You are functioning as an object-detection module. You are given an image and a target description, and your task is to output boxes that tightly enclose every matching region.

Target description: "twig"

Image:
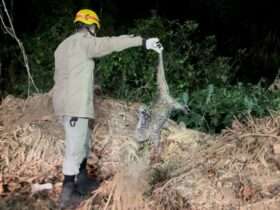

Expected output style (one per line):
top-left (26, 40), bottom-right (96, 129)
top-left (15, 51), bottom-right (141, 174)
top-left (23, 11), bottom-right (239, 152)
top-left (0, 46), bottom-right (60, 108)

top-left (239, 133), bottom-right (280, 141)
top-left (103, 181), bottom-right (117, 210)
top-left (0, 0), bottom-right (39, 94)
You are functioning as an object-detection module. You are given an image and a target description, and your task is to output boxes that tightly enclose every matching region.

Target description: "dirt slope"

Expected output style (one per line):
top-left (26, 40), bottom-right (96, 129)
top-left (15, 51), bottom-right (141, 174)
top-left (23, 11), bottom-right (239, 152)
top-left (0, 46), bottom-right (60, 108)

top-left (1, 94), bottom-right (280, 210)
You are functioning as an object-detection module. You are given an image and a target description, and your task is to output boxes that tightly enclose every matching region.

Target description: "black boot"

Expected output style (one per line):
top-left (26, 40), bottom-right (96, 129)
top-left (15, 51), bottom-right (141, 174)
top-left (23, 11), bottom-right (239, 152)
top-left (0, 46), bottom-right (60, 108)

top-left (76, 159), bottom-right (99, 195)
top-left (59, 176), bottom-right (80, 209)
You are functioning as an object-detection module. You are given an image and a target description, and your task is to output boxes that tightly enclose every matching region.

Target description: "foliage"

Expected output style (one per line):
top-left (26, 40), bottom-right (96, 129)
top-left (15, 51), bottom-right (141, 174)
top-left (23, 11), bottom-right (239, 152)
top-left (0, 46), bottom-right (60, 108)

top-left (96, 17), bottom-right (233, 102)
top-left (2, 15), bottom-right (280, 133)
top-left (174, 84), bottom-right (280, 133)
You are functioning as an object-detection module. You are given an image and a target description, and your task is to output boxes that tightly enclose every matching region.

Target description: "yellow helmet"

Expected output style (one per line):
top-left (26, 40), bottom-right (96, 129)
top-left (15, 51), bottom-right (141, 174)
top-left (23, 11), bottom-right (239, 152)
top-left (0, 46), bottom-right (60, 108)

top-left (74, 9), bottom-right (101, 29)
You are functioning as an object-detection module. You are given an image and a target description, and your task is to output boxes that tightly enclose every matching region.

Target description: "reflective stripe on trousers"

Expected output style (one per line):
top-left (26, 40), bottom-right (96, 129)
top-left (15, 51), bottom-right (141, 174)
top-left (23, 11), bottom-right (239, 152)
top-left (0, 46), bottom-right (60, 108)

top-left (62, 116), bottom-right (91, 175)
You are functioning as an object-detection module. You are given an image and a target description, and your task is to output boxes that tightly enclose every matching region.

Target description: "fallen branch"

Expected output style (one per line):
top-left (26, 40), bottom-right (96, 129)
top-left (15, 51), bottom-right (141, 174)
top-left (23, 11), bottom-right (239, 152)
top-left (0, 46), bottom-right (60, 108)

top-left (239, 133), bottom-right (280, 141)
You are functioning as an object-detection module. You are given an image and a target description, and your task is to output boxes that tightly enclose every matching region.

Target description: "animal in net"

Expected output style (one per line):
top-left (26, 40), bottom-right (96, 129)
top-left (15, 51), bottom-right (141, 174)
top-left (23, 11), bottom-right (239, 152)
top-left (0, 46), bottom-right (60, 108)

top-left (135, 52), bottom-right (189, 153)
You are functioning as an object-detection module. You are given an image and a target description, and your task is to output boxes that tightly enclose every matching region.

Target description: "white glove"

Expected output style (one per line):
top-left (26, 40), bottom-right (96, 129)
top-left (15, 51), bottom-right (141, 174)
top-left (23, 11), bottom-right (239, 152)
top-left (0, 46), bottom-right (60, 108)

top-left (144, 38), bottom-right (164, 53)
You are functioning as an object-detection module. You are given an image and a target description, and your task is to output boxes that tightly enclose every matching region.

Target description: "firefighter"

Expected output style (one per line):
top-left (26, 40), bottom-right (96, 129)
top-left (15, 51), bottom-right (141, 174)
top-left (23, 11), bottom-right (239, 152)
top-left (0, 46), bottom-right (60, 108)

top-left (52, 9), bottom-right (163, 208)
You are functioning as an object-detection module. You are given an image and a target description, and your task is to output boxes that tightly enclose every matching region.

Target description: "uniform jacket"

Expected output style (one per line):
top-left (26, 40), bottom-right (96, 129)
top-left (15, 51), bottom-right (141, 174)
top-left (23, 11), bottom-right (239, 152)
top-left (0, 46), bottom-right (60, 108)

top-left (52, 32), bottom-right (143, 119)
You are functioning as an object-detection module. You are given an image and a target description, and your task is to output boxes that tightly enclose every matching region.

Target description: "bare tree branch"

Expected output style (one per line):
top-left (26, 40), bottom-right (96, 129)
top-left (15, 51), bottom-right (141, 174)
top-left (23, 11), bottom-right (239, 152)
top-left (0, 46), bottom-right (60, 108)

top-left (0, 0), bottom-right (39, 94)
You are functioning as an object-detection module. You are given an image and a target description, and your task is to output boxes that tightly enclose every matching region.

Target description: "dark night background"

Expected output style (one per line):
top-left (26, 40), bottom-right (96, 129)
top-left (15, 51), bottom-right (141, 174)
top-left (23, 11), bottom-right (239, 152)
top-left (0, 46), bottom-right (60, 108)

top-left (5, 0), bottom-right (280, 81)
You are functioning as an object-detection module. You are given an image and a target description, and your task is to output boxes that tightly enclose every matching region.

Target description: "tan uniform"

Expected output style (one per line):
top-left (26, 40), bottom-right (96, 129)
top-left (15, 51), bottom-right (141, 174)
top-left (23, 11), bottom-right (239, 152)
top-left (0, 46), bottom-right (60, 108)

top-left (53, 32), bottom-right (143, 175)
top-left (53, 32), bottom-right (143, 119)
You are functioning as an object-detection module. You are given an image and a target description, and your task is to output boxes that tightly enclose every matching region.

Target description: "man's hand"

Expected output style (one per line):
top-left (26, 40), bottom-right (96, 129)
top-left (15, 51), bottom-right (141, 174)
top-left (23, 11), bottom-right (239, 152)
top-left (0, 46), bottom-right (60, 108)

top-left (144, 38), bottom-right (163, 54)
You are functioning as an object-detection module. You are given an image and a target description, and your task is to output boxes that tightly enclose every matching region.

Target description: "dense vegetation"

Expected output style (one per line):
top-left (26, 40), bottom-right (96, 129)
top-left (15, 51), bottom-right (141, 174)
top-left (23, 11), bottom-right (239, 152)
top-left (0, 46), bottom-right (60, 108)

top-left (1, 2), bottom-right (280, 133)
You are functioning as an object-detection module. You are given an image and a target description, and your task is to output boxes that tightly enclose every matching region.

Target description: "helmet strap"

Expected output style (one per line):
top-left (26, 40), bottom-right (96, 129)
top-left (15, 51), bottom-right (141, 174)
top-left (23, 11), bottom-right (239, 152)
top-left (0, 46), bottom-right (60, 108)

top-left (86, 25), bottom-right (96, 37)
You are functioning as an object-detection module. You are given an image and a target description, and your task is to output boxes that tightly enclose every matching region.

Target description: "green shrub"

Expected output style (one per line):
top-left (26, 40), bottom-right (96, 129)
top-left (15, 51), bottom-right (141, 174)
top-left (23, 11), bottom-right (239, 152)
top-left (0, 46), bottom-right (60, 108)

top-left (5, 15), bottom-right (280, 133)
top-left (173, 84), bottom-right (280, 133)
top-left (96, 17), bottom-right (233, 101)
top-left (17, 16), bottom-right (232, 101)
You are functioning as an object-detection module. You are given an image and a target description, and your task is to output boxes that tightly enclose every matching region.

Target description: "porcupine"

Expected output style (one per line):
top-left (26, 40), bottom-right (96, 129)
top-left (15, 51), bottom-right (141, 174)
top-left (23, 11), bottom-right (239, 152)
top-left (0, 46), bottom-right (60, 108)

top-left (135, 51), bottom-right (189, 153)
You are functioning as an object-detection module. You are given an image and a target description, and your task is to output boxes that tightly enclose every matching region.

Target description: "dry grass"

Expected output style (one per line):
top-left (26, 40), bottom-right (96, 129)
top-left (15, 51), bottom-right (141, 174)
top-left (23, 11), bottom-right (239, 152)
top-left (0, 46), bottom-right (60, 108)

top-left (149, 114), bottom-right (280, 210)
top-left (81, 141), bottom-right (151, 210)
top-left (0, 123), bottom-right (64, 194)
top-left (2, 94), bottom-right (280, 210)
